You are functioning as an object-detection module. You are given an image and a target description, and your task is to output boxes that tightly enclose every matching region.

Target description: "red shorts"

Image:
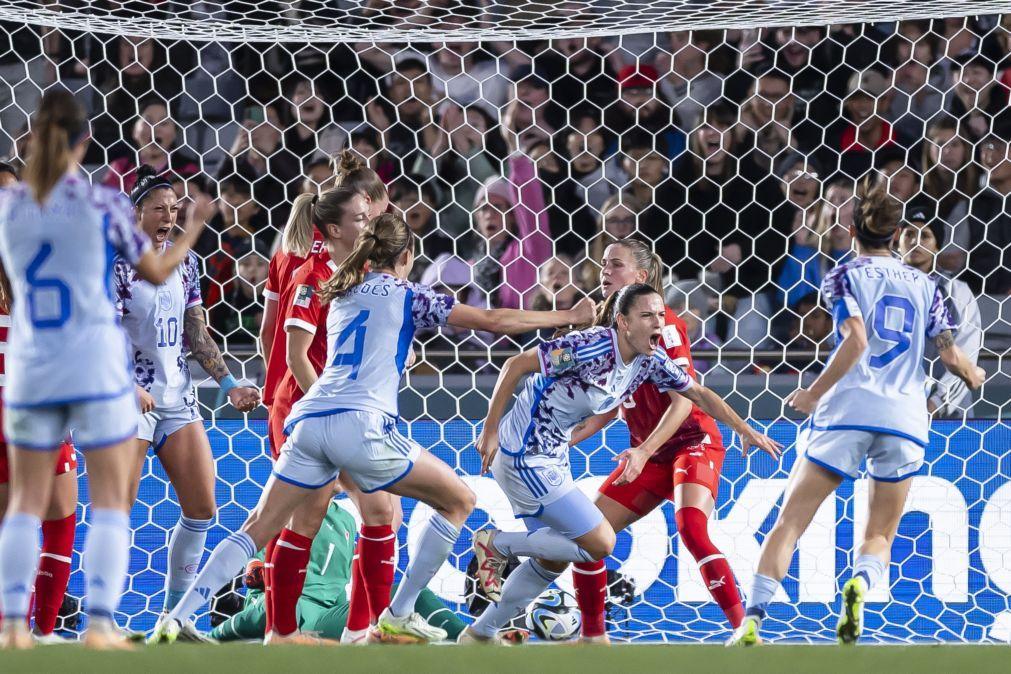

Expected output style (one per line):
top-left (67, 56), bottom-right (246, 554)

top-left (599, 443), bottom-right (725, 516)
top-left (0, 441), bottom-right (77, 484)
top-left (267, 403), bottom-right (290, 461)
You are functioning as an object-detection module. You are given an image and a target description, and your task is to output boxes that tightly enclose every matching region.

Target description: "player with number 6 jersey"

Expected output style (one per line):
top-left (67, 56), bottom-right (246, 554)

top-left (729, 184), bottom-right (985, 648)
top-left (0, 90), bottom-right (205, 650)
top-left (115, 166), bottom-right (259, 642)
top-left (151, 213), bottom-right (596, 645)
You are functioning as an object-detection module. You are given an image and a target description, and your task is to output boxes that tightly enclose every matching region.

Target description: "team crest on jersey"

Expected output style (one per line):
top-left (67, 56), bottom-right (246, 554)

top-left (294, 284), bottom-right (314, 308)
top-left (541, 466), bottom-right (564, 487)
top-left (157, 289), bottom-right (173, 311)
top-left (548, 347), bottom-right (576, 372)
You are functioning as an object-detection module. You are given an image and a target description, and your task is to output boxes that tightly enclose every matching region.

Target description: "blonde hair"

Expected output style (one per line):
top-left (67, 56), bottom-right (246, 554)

top-left (854, 179), bottom-right (902, 248)
top-left (318, 213), bottom-right (414, 303)
top-left (282, 183), bottom-right (362, 257)
top-left (24, 90), bottom-right (87, 204)
top-left (332, 149), bottom-right (387, 205)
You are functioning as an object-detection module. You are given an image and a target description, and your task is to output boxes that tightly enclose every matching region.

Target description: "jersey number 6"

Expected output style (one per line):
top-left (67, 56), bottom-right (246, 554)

top-left (332, 309), bottom-right (369, 380)
top-left (26, 242), bottom-right (71, 329)
top-left (869, 294), bottom-right (915, 369)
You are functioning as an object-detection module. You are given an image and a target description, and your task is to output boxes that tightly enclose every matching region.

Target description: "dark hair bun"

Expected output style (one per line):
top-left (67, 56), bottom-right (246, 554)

top-left (130, 164), bottom-right (173, 206)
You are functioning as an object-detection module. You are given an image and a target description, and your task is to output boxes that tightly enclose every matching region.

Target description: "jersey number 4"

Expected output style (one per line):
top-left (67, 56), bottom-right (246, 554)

top-left (332, 309), bottom-right (370, 380)
top-left (869, 295), bottom-right (915, 368)
top-left (26, 242), bottom-right (71, 329)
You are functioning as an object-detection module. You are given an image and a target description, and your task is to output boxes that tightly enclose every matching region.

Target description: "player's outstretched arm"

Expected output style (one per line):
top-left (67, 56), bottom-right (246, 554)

top-left (183, 304), bottom-right (260, 412)
top-left (679, 384), bottom-right (782, 458)
top-left (446, 296), bottom-right (596, 335)
top-left (936, 330), bottom-right (986, 390)
top-left (786, 315), bottom-right (868, 416)
top-left (476, 348), bottom-right (540, 473)
top-left (613, 392), bottom-right (693, 485)
top-left (134, 189), bottom-right (213, 285)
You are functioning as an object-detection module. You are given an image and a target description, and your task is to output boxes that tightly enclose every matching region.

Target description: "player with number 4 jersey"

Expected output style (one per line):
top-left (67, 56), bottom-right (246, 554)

top-left (0, 91), bottom-right (205, 651)
top-left (729, 184), bottom-right (985, 648)
top-left (151, 213), bottom-right (596, 646)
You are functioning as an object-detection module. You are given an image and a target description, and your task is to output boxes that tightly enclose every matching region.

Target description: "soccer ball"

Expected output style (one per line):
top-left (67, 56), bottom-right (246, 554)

top-left (524, 589), bottom-right (581, 641)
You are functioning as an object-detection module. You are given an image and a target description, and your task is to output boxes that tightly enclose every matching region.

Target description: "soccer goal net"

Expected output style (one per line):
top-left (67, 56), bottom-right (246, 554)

top-left (1, 0), bottom-right (1009, 644)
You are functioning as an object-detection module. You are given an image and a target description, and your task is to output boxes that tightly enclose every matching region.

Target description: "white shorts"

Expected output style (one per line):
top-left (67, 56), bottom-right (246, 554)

top-left (275, 409), bottom-right (421, 493)
top-left (138, 393), bottom-right (201, 450)
top-left (800, 427), bottom-right (925, 481)
top-left (4, 389), bottom-right (139, 451)
top-left (491, 449), bottom-right (579, 519)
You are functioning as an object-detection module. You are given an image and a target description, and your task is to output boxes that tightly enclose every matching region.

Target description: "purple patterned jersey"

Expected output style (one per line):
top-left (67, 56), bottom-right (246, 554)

top-left (286, 272), bottom-right (455, 424)
top-left (498, 326), bottom-right (694, 460)
top-left (0, 174), bottom-right (151, 406)
top-left (816, 255), bottom-right (957, 445)
top-left (115, 247), bottom-right (202, 406)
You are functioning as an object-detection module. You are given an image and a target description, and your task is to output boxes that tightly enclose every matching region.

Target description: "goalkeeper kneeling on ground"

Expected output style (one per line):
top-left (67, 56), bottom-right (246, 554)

top-left (210, 500), bottom-right (465, 642)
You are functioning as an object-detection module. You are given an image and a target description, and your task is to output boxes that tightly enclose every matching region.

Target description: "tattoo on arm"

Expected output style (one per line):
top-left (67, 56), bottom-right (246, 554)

top-left (184, 305), bottom-right (230, 383)
top-left (935, 330), bottom-right (954, 351)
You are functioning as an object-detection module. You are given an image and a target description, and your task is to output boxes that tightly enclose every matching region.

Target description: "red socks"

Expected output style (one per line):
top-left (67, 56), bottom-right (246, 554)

top-left (345, 540), bottom-right (371, 632)
top-left (675, 507), bottom-right (745, 628)
top-left (359, 525), bottom-right (395, 622)
top-left (34, 513), bottom-right (76, 635)
top-left (268, 529), bottom-right (313, 636)
top-left (346, 525), bottom-right (396, 630)
top-left (572, 560), bottom-right (608, 638)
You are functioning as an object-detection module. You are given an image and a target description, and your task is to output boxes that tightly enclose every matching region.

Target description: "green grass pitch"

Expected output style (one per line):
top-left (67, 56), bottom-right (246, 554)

top-left (3, 643), bottom-right (1009, 674)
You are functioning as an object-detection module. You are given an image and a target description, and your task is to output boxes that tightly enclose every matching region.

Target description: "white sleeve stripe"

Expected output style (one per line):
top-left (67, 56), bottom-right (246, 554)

top-left (284, 318), bottom-right (316, 334)
top-left (186, 300), bottom-right (202, 309)
top-left (263, 289), bottom-right (280, 300)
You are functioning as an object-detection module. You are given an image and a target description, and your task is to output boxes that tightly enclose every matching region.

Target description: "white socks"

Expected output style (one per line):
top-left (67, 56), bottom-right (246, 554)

top-left (164, 516), bottom-right (213, 611)
top-left (167, 531), bottom-right (255, 624)
top-left (84, 509), bottom-right (131, 620)
top-left (0, 512), bottom-right (41, 620)
top-left (471, 559), bottom-right (561, 637)
top-left (389, 513), bottom-right (459, 617)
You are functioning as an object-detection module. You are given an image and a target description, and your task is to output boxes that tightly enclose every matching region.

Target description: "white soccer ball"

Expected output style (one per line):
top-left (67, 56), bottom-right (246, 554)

top-left (524, 588), bottom-right (581, 641)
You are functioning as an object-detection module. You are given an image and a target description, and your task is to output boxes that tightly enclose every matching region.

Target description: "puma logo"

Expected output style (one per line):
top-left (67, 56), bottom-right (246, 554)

top-left (708, 576), bottom-right (726, 590)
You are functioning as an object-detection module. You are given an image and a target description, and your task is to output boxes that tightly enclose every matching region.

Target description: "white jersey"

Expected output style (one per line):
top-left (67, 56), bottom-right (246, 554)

top-left (0, 173), bottom-right (150, 407)
top-left (498, 326), bottom-right (694, 461)
top-left (284, 272), bottom-right (455, 431)
top-left (815, 255), bottom-right (956, 446)
top-left (115, 247), bottom-right (203, 407)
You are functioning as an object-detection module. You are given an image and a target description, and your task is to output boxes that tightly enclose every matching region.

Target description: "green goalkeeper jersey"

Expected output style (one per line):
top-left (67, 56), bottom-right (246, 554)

top-left (300, 502), bottom-right (355, 608)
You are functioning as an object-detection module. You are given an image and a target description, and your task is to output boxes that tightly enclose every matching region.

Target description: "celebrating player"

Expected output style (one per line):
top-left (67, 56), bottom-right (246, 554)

top-left (0, 227), bottom-right (78, 643)
top-left (151, 212), bottom-right (595, 644)
top-left (465, 283), bottom-right (781, 643)
top-left (560, 238), bottom-right (751, 641)
top-left (728, 184), bottom-right (985, 647)
top-left (260, 154), bottom-right (401, 644)
top-left (115, 165), bottom-right (260, 642)
top-left (0, 90), bottom-right (204, 650)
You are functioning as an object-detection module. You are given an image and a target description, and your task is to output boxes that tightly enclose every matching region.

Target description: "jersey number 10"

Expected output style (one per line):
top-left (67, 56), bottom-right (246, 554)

top-left (332, 309), bottom-right (370, 380)
top-left (156, 316), bottom-right (180, 347)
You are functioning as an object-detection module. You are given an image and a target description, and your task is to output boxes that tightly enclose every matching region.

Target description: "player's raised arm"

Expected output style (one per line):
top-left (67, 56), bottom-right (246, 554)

top-left (786, 314), bottom-right (868, 417)
top-left (134, 187), bottom-right (213, 285)
top-left (935, 329), bottom-right (986, 391)
top-left (446, 296), bottom-right (596, 335)
top-left (476, 348), bottom-right (540, 474)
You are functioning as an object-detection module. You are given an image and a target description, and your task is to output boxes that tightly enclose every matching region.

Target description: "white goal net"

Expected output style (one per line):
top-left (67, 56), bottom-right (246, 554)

top-left (1, 0), bottom-right (1009, 644)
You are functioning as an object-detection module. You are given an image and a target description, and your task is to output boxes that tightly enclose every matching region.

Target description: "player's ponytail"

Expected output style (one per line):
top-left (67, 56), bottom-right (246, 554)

top-left (853, 178), bottom-right (901, 250)
top-left (332, 148), bottom-right (388, 206)
top-left (281, 192), bottom-right (317, 257)
top-left (23, 89), bottom-right (88, 204)
top-left (319, 213), bottom-right (415, 303)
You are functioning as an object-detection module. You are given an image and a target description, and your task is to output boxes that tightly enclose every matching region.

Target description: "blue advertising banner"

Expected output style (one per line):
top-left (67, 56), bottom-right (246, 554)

top-left (68, 419), bottom-right (1011, 643)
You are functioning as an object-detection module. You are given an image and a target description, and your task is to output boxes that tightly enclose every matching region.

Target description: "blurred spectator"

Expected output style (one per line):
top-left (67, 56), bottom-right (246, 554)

top-left (217, 103), bottom-right (301, 224)
top-left (898, 199), bottom-right (982, 417)
top-left (777, 178), bottom-right (854, 308)
top-left (412, 103), bottom-right (501, 239)
top-left (666, 280), bottom-right (722, 373)
top-left (103, 99), bottom-right (200, 193)
top-left (301, 156), bottom-right (336, 194)
top-left (963, 130), bottom-right (1011, 294)
top-left (657, 31), bottom-right (728, 132)
top-left (390, 174), bottom-right (454, 281)
top-left (428, 20), bottom-right (509, 117)
top-left (348, 126), bottom-right (398, 184)
top-left (210, 251), bottom-right (268, 345)
top-left (282, 76), bottom-right (347, 163)
top-left (577, 191), bottom-right (646, 291)
top-left (921, 116), bottom-right (979, 270)
top-left (736, 65), bottom-right (806, 182)
top-left (883, 31), bottom-right (946, 140)
top-left (0, 23), bottom-right (44, 157)
top-left (946, 51), bottom-right (1008, 140)
top-left (468, 154), bottom-right (552, 310)
top-left (878, 153), bottom-right (921, 204)
top-left (605, 64), bottom-right (686, 160)
top-left (538, 38), bottom-right (617, 116)
top-left (531, 255), bottom-right (582, 312)
top-left (373, 54), bottom-right (445, 168)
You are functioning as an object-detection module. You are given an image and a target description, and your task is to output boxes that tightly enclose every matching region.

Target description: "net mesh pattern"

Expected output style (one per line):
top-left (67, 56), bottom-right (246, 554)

top-left (1, 5), bottom-right (1009, 643)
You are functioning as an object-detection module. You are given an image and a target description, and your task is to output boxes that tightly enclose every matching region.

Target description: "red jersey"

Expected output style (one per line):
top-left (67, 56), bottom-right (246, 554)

top-left (262, 232), bottom-right (325, 406)
top-left (271, 254), bottom-right (335, 414)
top-left (620, 307), bottom-right (723, 463)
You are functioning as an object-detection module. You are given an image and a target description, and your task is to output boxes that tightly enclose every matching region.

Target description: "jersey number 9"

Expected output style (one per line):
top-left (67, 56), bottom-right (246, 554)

top-left (869, 294), bottom-right (915, 369)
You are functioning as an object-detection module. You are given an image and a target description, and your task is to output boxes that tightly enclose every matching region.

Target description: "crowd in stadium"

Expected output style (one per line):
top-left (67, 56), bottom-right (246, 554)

top-left (1, 13), bottom-right (1008, 361)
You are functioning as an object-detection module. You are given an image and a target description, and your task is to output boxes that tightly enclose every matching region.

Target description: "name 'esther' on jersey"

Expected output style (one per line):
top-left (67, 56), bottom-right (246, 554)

top-left (0, 174), bottom-right (150, 407)
top-left (498, 326), bottom-right (695, 461)
top-left (815, 255), bottom-right (956, 446)
top-left (284, 272), bottom-right (455, 431)
top-left (114, 247), bottom-right (203, 407)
